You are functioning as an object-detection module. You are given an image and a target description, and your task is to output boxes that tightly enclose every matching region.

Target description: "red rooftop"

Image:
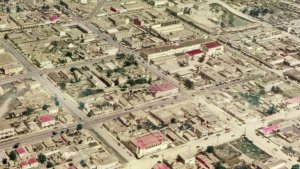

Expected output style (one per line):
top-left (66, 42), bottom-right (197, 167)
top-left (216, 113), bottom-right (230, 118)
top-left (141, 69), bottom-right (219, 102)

top-left (131, 132), bottom-right (168, 149)
top-left (204, 41), bottom-right (222, 49)
top-left (38, 114), bottom-right (54, 123)
top-left (148, 83), bottom-right (176, 93)
top-left (186, 49), bottom-right (204, 57)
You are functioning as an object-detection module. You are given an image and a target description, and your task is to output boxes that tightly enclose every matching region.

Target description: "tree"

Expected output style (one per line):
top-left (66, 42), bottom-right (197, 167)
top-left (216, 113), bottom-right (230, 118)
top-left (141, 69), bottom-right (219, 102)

top-left (46, 162), bottom-right (54, 168)
top-left (82, 88), bottom-right (92, 96)
top-left (9, 151), bottom-right (17, 161)
top-left (80, 160), bottom-right (87, 167)
top-left (16, 6), bottom-right (22, 12)
top-left (199, 56), bottom-right (206, 62)
top-left (87, 111), bottom-right (93, 117)
top-left (38, 153), bottom-right (47, 163)
top-left (23, 107), bottom-right (34, 116)
top-left (170, 118), bottom-right (176, 123)
top-left (70, 67), bottom-right (77, 72)
top-left (259, 89), bottom-right (265, 96)
top-left (6, 7), bottom-right (11, 13)
top-left (206, 146), bottom-right (214, 153)
top-left (42, 104), bottom-right (50, 110)
top-left (215, 163), bottom-right (226, 169)
top-left (65, 51), bottom-right (72, 57)
top-left (228, 13), bottom-right (234, 26)
top-left (271, 86), bottom-right (281, 93)
top-left (184, 79), bottom-right (194, 89)
top-left (266, 104), bottom-right (277, 115)
top-left (58, 82), bottom-right (66, 90)
top-left (4, 33), bottom-right (9, 39)
top-left (292, 164), bottom-right (300, 169)
top-left (2, 158), bottom-right (7, 164)
top-left (76, 124), bottom-right (83, 131)
top-left (79, 102), bottom-right (85, 110)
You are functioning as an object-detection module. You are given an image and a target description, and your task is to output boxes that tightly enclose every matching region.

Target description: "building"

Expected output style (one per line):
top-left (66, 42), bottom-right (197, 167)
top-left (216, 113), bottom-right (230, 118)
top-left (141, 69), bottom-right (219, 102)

top-left (20, 158), bottom-right (38, 169)
top-left (0, 119), bottom-right (14, 140)
top-left (140, 39), bottom-right (206, 61)
top-left (37, 114), bottom-right (55, 128)
top-left (16, 147), bottom-right (27, 158)
top-left (286, 96), bottom-right (300, 108)
top-left (153, 163), bottom-right (171, 169)
top-left (19, 161), bottom-right (30, 169)
top-left (28, 158), bottom-right (38, 168)
top-left (0, 52), bottom-right (23, 75)
top-left (148, 82), bottom-right (178, 98)
top-left (178, 152), bottom-right (196, 165)
top-left (149, 0), bottom-right (168, 6)
top-left (202, 41), bottom-right (224, 57)
top-left (185, 49), bottom-right (204, 60)
top-left (130, 132), bottom-right (171, 158)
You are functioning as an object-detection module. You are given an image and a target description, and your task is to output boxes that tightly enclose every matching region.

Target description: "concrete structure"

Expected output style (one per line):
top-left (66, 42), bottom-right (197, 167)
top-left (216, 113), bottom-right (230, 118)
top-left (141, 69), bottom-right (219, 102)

top-left (0, 119), bottom-right (14, 140)
top-left (178, 152), bottom-right (196, 165)
top-left (0, 52), bottom-right (23, 75)
top-left (130, 132), bottom-right (171, 158)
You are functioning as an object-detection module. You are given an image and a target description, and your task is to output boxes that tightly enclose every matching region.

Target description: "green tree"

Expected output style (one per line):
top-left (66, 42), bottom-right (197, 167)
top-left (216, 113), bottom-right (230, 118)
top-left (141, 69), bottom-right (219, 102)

top-left (184, 79), bottom-right (194, 89)
top-left (80, 160), bottom-right (87, 167)
top-left (46, 162), bottom-right (54, 168)
top-left (70, 67), bottom-right (77, 72)
top-left (16, 6), bottom-right (22, 12)
top-left (259, 89), bottom-right (265, 96)
top-left (58, 82), bottom-right (66, 90)
top-left (206, 145), bottom-right (214, 153)
top-left (82, 88), bottom-right (92, 96)
top-left (42, 104), bottom-right (50, 110)
top-left (76, 123), bottom-right (83, 131)
top-left (215, 163), bottom-right (226, 169)
top-left (9, 151), bottom-right (17, 161)
top-left (4, 33), bottom-right (9, 39)
top-left (65, 51), bottom-right (72, 57)
top-left (37, 153), bottom-right (47, 163)
top-left (23, 107), bottom-right (34, 116)
top-left (6, 7), bottom-right (11, 13)
top-left (79, 102), bottom-right (85, 110)
top-left (292, 164), bottom-right (300, 169)
top-left (267, 104), bottom-right (277, 115)
top-left (271, 86), bottom-right (281, 93)
top-left (170, 118), bottom-right (176, 123)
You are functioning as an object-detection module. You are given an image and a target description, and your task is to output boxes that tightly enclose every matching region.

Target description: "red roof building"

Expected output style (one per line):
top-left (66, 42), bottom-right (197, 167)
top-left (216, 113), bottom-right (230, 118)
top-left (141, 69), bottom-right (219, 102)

top-left (153, 163), bottom-right (171, 169)
top-left (148, 82), bottom-right (178, 98)
top-left (49, 15), bottom-right (59, 22)
top-left (132, 132), bottom-right (167, 149)
top-left (16, 147), bottom-right (26, 156)
top-left (204, 42), bottom-right (222, 49)
top-left (133, 18), bottom-right (144, 26)
top-left (28, 158), bottom-right (38, 165)
top-left (203, 41), bottom-right (224, 57)
top-left (186, 49), bottom-right (204, 57)
top-left (131, 132), bottom-right (170, 158)
top-left (19, 161), bottom-right (29, 169)
top-left (37, 114), bottom-right (55, 127)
